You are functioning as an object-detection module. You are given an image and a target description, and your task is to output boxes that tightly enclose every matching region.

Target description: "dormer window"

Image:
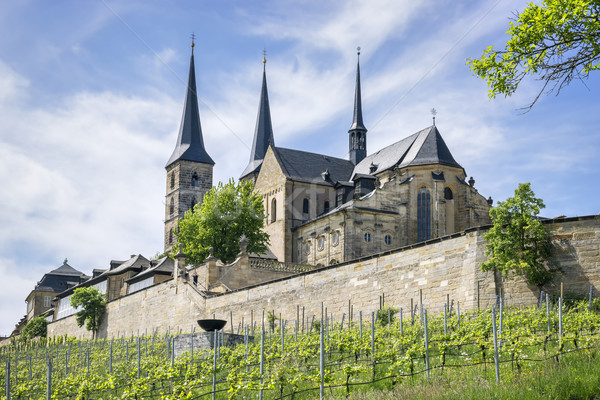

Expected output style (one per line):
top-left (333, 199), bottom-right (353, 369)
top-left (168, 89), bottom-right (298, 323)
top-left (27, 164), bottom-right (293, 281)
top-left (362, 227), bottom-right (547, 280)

top-left (321, 169), bottom-right (330, 181)
top-left (324, 201), bottom-right (330, 213)
top-left (369, 163), bottom-right (378, 174)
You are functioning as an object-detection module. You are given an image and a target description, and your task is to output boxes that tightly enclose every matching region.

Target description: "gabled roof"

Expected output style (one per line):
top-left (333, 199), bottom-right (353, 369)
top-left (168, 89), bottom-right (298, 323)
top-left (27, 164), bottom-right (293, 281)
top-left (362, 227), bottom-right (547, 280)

top-left (272, 147), bottom-right (355, 186)
top-left (104, 254), bottom-right (149, 276)
top-left (166, 47), bottom-right (214, 168)
top-left (352, 125), bottom-right (462, 176)
top-left (241, 62), bottom-right (275, 179)
top-left (126, 257), bottom-right (174, 284)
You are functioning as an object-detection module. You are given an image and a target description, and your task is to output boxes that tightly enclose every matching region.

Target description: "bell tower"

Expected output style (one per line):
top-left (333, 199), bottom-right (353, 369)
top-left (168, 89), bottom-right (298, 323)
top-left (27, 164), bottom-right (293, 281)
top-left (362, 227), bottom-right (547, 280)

top-left (164, 40), bottom-right (214, 252)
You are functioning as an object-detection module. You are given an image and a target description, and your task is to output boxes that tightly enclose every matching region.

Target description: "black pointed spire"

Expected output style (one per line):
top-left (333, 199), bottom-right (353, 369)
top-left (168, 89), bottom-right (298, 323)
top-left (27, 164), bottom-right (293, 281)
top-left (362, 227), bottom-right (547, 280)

top-left (240, 54), bottom-right (275, 179)
top-left (349, 48), bottom-right (367, 165)
top-left (166, 41), bottom-right (214, 168)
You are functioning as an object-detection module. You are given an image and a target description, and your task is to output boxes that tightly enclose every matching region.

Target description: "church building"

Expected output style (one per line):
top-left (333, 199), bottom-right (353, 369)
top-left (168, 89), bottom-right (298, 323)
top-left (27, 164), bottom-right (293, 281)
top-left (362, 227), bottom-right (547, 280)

top-left (165, 44), bottom-right (492, 266)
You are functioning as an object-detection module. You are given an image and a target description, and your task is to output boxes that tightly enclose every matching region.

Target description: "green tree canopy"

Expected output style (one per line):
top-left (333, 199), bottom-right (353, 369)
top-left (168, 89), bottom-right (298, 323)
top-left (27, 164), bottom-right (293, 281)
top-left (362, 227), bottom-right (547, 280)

top-left (482, 183), bottom-right (552, 286)
top-left (468, 0), bottom-right (600, 108)
top-left (21, 316), bottom-right (47, 341)
top-left (71, 286), bottom-right (106, 339)
top-left (175, 179), bottom-right (269, 264)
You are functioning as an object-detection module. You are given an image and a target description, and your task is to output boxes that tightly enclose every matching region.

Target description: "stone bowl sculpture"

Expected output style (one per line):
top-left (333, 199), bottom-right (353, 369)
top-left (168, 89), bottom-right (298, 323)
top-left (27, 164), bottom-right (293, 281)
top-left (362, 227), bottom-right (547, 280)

top-left (197, 319), bottom-right (227, 332)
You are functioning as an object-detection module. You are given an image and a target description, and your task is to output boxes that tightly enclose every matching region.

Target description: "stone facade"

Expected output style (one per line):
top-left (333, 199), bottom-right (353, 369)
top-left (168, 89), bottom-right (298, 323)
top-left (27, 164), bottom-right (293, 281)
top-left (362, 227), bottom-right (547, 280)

top-left (164, 161), bottom-right (213, 252)
top-left (47, 216), bottom-right (600, 340)
top-left (289, 164), bottom-right (491, 267)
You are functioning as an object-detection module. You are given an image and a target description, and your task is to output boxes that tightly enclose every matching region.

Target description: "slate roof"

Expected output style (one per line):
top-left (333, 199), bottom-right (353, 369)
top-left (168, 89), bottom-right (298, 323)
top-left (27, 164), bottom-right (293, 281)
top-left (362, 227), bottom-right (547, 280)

top-left (349, 58), bottom-right (367, 132)
top-left (241, 64), bottom-right (275, 179)
top-left (166, 49), bottom-right (214, 168)
top-left (104, 254), bottom-right (150, 276)
top-left (126, 257), bottom-right (174, 284)
top-left (31, 262), bottom-right (87, 294)
top-left (352, 125), bottom-right (462, 176)
top-left (272, 147), bottom-right (355, 185)
top-left (48, 263), bottom-right (86, 277)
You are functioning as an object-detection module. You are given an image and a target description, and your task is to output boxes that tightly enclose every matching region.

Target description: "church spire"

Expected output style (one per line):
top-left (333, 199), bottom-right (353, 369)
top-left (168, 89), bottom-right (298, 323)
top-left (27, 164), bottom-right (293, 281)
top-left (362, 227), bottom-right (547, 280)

top-left (240, 53), bottom-right (275, 179)
top-left (166, 40), bottom-right (214, 168)
top-left (348, 47), bottom-right (368, 165)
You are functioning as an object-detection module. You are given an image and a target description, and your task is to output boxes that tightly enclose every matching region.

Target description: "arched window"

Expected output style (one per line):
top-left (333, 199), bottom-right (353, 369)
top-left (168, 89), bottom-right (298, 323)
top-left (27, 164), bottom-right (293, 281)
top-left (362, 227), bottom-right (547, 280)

top-left (169, 230), bottom-right (173, 244)
top-left (169, 198), bottom-right (175, 215)
top-left (191, 172), bottom-right (199, 187)
top-left (332, 232), bottom-right (340, 246)
top-left (418, 186), bottom-right (431, 241)
top-left (318, 237), bottom-right (324, 250)
top-left (364, 232), bottom-right (372, 243)
top-left (190, 196), bottom-right (197, 210)
top-left (271, 198), bottom-right (277, 223)
top-left (444, 187), bottom-right (454, 200)
top-left (303, 198), bottom-right (309, 214)
top-left (385, 235), bottom-right (392, 245)
top-left (170, 173), bottom-right (175, 189)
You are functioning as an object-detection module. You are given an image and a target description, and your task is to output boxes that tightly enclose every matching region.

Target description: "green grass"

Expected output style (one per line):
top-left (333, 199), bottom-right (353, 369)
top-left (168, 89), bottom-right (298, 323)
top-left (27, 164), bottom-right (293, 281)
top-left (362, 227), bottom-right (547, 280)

top-left (345, 348), bottom-right (600, 399)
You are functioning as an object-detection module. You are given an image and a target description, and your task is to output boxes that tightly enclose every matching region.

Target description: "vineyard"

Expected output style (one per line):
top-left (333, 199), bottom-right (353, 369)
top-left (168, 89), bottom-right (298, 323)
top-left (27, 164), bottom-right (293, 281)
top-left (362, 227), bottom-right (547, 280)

top-left (2, 297), bottom-right (600, 399)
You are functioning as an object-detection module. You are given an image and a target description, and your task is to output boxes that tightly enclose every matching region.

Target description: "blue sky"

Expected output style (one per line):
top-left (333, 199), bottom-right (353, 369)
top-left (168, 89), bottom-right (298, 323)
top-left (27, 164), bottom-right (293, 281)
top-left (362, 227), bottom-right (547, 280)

top-left (1, 0), bottom-right (599, 335)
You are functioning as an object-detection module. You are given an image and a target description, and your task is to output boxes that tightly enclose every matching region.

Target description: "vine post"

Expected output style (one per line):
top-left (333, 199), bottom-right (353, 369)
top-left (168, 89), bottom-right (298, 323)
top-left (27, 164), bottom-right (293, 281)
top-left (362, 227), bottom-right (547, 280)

top-left (46, 358), bottom-right (52, 400)
top-left (424, 310), bottom-right (430, 382)
top-left (137, 337), bottom-right (141, 379)
top-left (319, 316), bottom-right (324, 400)
top-left (546, 293), bottom-right (551, 333)
top-left (492, 306), bottom-right (500, 383)
top-left (4, 358), bottom-right (9, 400)
top-left (371, 312), bottom-right (375, 380)
top-left (259, 323), bottom-right (264, 400)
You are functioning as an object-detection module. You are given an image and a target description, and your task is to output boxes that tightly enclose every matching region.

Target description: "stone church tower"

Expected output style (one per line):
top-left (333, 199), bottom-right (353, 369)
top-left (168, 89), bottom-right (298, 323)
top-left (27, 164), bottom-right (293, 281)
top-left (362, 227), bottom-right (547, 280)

top-left (164, 42), bottom-right (214, 252)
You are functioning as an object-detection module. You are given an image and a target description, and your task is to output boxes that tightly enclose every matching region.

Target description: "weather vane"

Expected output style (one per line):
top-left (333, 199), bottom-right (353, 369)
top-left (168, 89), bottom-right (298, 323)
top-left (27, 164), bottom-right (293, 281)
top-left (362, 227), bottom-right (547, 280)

top-left (263, 49), bottom-right (267, 64)
top-left (431, 108), bottom-right (437, 125)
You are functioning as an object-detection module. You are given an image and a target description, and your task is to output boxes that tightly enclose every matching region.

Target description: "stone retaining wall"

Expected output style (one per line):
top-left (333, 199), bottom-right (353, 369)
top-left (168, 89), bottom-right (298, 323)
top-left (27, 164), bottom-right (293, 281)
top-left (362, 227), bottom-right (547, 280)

top-left (48, 216), bottom-right (600, 340)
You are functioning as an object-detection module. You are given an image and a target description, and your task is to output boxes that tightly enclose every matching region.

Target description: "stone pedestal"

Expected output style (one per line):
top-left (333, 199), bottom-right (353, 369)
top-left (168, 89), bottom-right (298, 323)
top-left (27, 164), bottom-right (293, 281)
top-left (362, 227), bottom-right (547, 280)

top-left (173, 332), bottom-right (249, 357)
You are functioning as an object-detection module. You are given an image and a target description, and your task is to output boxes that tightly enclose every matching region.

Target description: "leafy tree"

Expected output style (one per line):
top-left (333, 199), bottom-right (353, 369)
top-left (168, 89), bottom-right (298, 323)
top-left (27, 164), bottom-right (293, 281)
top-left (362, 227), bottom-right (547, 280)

top-left (175, 179), bottom-right (269, 264)
top-left (71, 286), bottom-right (106, 339)
top-left (468, 0), bottom-right (600, 108)
top-left (482, 183), bottom-right (552, 286)
top-left (21, 316), bottom-right (47, 341)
